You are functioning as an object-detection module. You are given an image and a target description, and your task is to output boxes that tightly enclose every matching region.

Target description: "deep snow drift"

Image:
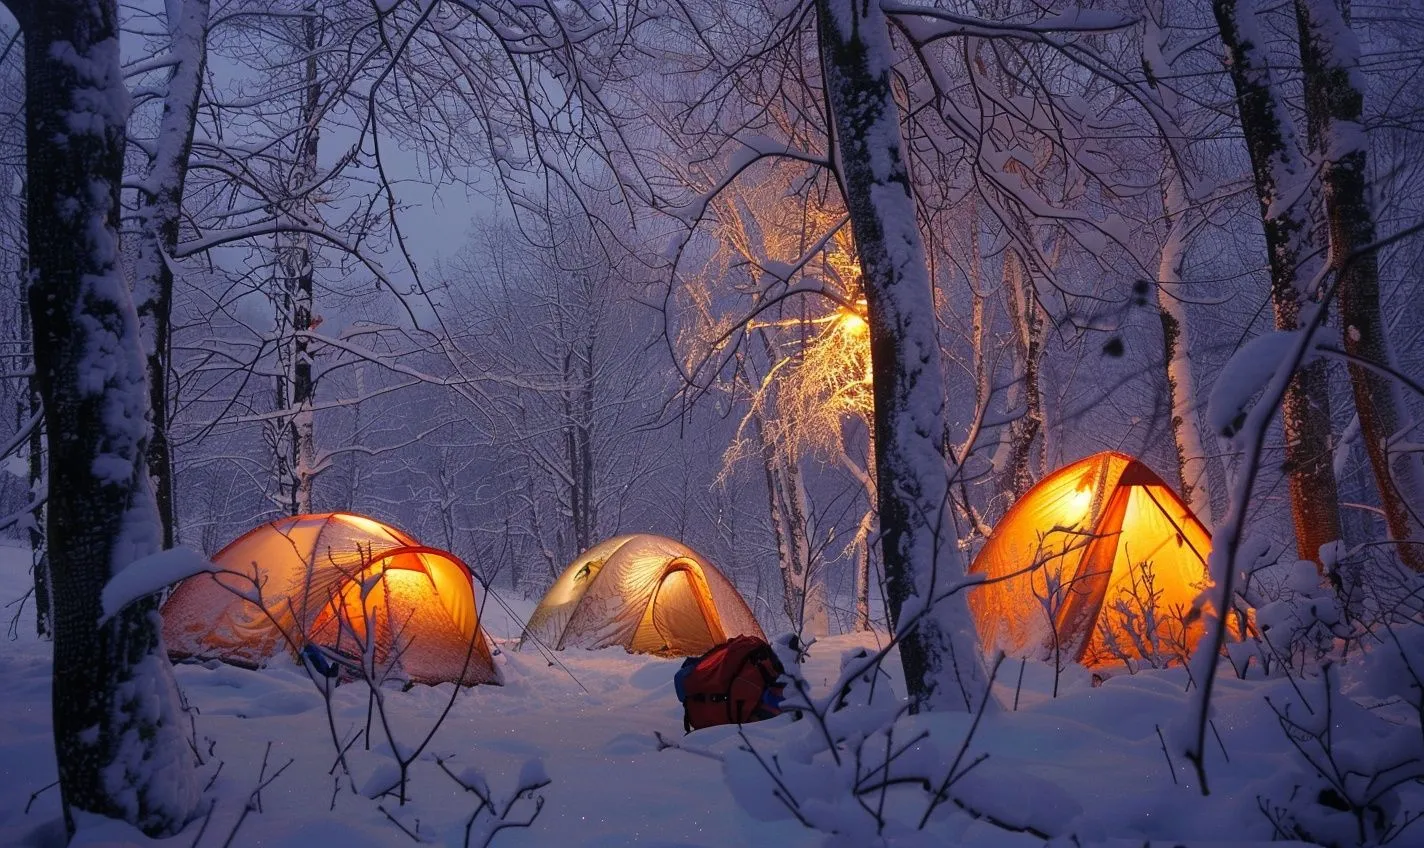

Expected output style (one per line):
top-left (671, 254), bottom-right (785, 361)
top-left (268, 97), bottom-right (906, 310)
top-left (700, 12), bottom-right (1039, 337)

top-left (0, 541), bottom-right (1394, 846)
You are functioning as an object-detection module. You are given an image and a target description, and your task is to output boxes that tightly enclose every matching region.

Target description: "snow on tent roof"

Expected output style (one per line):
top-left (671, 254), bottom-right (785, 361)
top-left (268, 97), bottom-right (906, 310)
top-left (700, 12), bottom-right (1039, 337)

top-left (519, 533), bottom-right (764, 657)
top-left (968, 452), bottom-right (1215, 668)
top-left (161, 512), bottom-right (501, 686)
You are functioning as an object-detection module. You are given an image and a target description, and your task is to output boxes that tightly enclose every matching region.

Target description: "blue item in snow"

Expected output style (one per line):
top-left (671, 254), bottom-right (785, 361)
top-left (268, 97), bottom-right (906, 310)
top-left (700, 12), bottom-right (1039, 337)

top-left (302, 644), bottom-right (339, 678)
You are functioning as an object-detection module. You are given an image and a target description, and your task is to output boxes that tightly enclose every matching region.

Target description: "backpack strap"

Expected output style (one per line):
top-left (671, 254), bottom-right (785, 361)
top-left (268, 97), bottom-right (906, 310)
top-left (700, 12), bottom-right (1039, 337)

top-left (747, 646), bottom-right (786, 721)
top-left (749, 646), bottom-right (782, 685)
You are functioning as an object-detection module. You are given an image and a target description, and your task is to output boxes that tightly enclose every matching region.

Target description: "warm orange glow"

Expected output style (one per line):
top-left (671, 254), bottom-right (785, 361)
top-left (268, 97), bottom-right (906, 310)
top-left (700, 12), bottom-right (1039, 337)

top-left (837, 308), bottom-right (868, 337)
top-left (969, 452), bottom-right (1218, 670)
top-left (333, 512), bottom-right (403, 541)
top-left (691, 173), bottom-right (875, 464)
top-left (1064, 485), bottom-right (1094, 521)
top-left (160, 513), bottom-right (499, 685)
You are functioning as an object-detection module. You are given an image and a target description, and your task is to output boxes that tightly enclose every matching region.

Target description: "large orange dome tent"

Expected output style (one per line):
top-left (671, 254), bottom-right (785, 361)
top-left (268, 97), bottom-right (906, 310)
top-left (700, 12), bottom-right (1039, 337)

top-left (968, 451), bottom-right (1215, 668)
top-left (161, 512), bottom-right (501, 686)
top-left (519, 534), bottom-right (765, 657)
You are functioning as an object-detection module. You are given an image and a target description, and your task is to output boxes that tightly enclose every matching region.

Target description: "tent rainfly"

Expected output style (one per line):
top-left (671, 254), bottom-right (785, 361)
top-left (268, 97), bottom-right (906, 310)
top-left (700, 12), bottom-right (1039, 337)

top-left (162, 512), bottom-right (501, 686)
top-left (968, 451), bottom-right (1215, 668)
top-left (520, 534), bottom-right (764, 657)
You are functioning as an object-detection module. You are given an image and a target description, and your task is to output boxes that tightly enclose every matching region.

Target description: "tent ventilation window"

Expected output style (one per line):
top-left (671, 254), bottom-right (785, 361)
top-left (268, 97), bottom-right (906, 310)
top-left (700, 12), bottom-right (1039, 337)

top-left (574, 559), bottom-right (605, 582)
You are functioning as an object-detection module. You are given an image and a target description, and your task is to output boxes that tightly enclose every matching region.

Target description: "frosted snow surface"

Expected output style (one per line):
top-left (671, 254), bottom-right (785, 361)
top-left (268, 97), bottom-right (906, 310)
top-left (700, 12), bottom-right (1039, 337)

top-left (100, 547), bottom-right (215, 624)
top-left (1206, 328), bottom-right (1334, 438)
top-left (0, 543), bottom-right (1374, 845)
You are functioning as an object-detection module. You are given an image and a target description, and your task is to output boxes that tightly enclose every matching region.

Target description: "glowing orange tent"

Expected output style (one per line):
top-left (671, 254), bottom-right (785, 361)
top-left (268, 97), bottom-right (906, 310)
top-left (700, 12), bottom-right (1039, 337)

top-left (968, 452), bottom-right (1214, 668)
top-left (519, 534), bottom-right (765, 657)
top-left (162, 513), bottom-right (500, 685)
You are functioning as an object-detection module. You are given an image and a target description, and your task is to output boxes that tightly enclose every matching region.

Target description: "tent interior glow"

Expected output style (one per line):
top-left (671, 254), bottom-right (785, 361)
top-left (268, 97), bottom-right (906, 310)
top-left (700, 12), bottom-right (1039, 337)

top-left (520, 534), bottom-right (765, 657)
top-left (162, 513), bottom-right (501, 685)
top-left (968, 452), bottom-right (1215, 667)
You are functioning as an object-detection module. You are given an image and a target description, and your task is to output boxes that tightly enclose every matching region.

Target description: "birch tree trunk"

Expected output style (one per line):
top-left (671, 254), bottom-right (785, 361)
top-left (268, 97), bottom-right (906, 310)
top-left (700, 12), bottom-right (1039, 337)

top-left (817, 0), bottom-right (987, 710)
top-left (1155, 223), bottom-right (1214, 525)
top-left (1143, 3), bottom-right (1215, 525)
top-left (741, 322), bottom-right (832, 637)
top-left (950, 196), bottom-right (995, 538)
top-left (1295, 0), bottom-right (1424, 571)
top-left (1000, 247), bottom-right (1046, 501)
top-left (562, 333), bottom-right (597, 555)
top-left (580, 338), bottom-right (595, 550)
top-left (134, 0), bottom-right (210, 546)
top-left (277, 5), bottom-right (320, 516)
top-left (753, 409), bottom-right (829, 636)
top-left (1214, 0), bottom-right (1343, 566)
top-left (11, 0), bottom-right (198, 834)
top-left (842, 439), bottom-right (877, 632)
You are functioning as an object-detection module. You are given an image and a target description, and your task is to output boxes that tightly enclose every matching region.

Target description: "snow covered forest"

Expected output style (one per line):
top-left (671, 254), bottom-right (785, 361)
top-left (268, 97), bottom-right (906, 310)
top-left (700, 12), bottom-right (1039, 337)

top-left (1, 0), bottom-right (1423, 845)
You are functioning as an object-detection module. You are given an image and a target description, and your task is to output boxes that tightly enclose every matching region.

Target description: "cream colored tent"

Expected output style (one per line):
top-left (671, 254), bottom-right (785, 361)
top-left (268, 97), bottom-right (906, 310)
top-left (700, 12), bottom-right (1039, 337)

top-left (519, 534), bottom-right (765, 656)
top-left (162, 512), bottom-right (500, 685)
top-left (968, 452), bottom-right (1214, 668)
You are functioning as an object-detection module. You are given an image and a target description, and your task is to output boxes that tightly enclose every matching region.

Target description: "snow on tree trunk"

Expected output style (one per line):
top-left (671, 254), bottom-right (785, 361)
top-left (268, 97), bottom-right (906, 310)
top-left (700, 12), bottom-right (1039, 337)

top-left (344, 365), bottom-right (365, 511)
top-left (1000, 247), bottom-right (1046, 501)
top-left (275, 6), bottom-right (320, 516)
top-left (580, 338), bottom-right (595, 551)
top-left (562, 331), bottom-right (597, 556)
top-left (1142, 6), bottom-right (1215, 527)
top-left (817, 0), bottom-right (987, 710)
top-left (16, 0), bottom-right (198, 835)
top-left (855, 520), bottom-right (873, 630)
top-left (754, 410), bottom-right (829, 637)
top-left (1296, 0), bottom-right (1424, 571)
top-left (133, 0), bottom-right (210, 546)
top-left (839, 435), bottom-right (877, 632)
top-left (949, 198), bottom-right (994, 539)
top-left (1155, 268), bottom-right (1213, 526)
top-left (1214, 0), bottom-right (1343, 566)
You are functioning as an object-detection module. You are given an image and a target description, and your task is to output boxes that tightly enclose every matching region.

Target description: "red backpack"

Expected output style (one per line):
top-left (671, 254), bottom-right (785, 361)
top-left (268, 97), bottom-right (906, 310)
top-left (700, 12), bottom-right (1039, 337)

top-left (674, 635), bottom-right (786, 732)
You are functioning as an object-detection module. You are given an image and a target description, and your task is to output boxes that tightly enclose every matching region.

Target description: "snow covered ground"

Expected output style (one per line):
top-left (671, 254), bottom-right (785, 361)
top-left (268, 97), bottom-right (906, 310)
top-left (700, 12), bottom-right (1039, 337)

top-left (0, 541), bottom-right (1373, 846)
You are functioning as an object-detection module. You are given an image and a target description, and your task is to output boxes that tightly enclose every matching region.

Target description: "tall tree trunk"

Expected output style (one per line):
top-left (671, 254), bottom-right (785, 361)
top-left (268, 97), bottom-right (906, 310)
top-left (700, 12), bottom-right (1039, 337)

top-left (1214, 0), bottom-right (1343, 566)
top-left (817, 0), bottom-right (987, 711)
top-left (1144, 1), bottom-right (1221, 526)
top-left (855, 511), bottom-right (873, 629)
top-left (1156, 273), bottom-right (1213, 525)
top-left (1145, 15), bottom-right (1214, 526)
top-left (1000, 247), bottom-right (1045, 501)
top-left (21, 289), bottom-right (51, 637)
top-left (746, 327), bottom-right (830, 637)
top-left (580, 337), bottom-right (596, 547)
top-left (562, 334), bottom-right (596, 555)
top-left (134, 0), bottom-right (210, 547)
top-left (292, 7), bottom-right (319, 516)
top-left (1296, 0), bottom-right (1424, 570)
top-left (344, 365), bottom-right (364, 511)
top-left (13, 0), bottom-right (198, 835)
top-left (562, 350), bottom-right (583, 551)
top-left (753, 409), bottom-right (829, 636)
top-left (840, 437), bottom-right (876, 632)
top-left (947, 198), bottom-right (995, 538)
top-left (277, 5), bottom-right (320, 515)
